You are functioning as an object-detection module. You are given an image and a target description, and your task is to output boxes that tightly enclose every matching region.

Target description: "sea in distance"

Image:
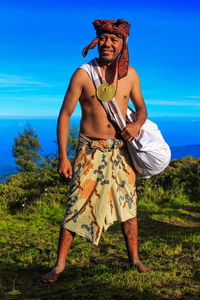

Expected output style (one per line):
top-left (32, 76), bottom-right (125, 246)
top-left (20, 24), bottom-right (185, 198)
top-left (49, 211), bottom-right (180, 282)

top-left (0, 116), bottom-right (200, 179)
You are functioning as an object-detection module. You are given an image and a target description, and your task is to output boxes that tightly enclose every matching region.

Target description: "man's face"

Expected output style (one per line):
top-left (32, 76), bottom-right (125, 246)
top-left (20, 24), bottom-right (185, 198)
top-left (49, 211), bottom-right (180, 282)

top-left (98, 32), bottom-right (123, 63)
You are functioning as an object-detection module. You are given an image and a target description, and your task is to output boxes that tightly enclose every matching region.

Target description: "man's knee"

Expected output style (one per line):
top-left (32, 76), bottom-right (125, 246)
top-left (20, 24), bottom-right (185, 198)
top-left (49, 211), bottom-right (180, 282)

top-left (122, 216), bottom-right (137, 235)
top-left (123, 216), bottom-right (137, 226)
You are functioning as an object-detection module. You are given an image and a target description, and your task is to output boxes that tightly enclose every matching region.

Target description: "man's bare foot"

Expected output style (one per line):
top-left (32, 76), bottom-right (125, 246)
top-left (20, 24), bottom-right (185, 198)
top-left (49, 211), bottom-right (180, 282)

top-left (42, 267), bottom-right (64, 283)
top-left (131, 260), bottom-right (152, 273)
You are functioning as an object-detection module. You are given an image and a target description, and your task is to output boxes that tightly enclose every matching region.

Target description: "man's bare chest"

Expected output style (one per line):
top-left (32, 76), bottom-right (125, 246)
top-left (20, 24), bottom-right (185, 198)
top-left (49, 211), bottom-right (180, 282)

top-left (80, 78), bottom-right (131, 112)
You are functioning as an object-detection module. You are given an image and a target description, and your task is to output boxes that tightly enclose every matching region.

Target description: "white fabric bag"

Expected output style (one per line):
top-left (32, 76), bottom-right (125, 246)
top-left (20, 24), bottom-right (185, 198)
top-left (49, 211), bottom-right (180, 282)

top-left (79, 58), bottom-right (171, 178)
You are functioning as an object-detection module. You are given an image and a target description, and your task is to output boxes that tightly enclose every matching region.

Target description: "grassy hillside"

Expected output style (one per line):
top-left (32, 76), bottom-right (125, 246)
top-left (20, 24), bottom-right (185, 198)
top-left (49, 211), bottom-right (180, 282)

top-left (0, 157), bottom-right (200, 299)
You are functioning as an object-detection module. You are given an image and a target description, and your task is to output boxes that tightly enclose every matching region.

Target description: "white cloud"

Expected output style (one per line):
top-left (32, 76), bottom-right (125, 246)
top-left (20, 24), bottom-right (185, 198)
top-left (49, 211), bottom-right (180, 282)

top-left (146, 99), bottom-right (200, 107)
top-left (0, 95), bottom-right (63, 102)
top-left (186, 96), bottom-right (200, 99)
top-left (0, 74), bottom-right (51, 87)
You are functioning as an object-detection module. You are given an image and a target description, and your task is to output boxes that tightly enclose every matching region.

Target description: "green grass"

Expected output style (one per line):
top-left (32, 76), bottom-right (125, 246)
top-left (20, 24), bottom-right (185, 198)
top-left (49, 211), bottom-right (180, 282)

top-left (0, 198), bottom-right (200, 300)
top-left (0, 157), bottom-right (200, 299)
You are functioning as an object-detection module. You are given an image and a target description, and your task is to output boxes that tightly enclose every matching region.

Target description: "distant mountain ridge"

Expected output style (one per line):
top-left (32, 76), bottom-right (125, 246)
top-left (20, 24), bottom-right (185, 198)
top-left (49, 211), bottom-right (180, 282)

top-left (171, 144), bottom-right (200, 159)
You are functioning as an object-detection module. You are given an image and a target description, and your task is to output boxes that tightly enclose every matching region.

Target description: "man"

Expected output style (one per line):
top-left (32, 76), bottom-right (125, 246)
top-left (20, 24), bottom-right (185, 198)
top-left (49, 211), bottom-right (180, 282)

top-left (42, 19), bottom-right (151, 283)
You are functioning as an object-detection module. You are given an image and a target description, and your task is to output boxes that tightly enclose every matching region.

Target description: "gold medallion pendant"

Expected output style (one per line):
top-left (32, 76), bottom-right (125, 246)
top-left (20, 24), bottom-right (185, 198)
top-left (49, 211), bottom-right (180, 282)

top-left (96, 83), bottom-right (116, 102)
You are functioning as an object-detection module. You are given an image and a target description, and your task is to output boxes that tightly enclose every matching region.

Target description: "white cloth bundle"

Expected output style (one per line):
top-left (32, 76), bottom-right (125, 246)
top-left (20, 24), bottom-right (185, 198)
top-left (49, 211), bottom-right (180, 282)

top-left (79, 58), bottom-right (171, 178)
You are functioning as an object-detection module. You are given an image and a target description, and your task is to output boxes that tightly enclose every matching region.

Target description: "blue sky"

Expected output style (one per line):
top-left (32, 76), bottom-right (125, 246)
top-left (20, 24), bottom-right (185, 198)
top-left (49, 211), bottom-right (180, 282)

top-left (0, 0), bottom-right (200, 118)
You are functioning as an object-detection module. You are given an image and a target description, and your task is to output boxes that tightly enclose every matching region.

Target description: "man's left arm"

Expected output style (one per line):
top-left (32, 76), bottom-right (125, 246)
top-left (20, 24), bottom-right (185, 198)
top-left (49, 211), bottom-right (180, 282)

top-left (121, 68), bottom-right (147, 142)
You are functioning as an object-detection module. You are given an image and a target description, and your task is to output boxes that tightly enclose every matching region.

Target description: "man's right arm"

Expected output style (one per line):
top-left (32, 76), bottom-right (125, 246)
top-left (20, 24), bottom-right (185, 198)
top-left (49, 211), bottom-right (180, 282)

top-left (57, 68), bottom-right (85, 179)
top-left (121, 67), bottom-right (147, 142)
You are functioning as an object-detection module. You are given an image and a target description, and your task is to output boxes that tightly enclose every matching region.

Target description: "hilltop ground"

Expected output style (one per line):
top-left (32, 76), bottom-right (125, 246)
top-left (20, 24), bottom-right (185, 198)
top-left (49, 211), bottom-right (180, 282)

top-left (0, 157), bottom-right (200, 299)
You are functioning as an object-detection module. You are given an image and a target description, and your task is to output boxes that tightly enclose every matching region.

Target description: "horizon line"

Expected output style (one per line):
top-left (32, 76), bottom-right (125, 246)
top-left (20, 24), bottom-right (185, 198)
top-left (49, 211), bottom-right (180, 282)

top-left (1, 115), bottom-right (200, 119)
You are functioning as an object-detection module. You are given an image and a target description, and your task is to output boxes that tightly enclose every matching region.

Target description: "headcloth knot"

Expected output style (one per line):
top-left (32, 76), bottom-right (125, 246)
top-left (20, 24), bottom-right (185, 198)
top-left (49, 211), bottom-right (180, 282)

top-left (82, 19), bottom-right (130, 79)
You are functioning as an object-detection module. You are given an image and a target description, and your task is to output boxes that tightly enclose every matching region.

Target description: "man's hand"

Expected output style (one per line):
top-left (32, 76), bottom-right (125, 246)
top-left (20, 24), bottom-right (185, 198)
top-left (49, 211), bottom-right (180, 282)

top-left (121, 122), bottom-right (141, 142)
top-left (58, 156), bottom-right (72, 179)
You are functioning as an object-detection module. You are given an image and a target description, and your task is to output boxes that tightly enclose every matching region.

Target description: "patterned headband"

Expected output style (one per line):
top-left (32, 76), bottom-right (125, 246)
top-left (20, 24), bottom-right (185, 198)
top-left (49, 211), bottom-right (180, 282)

top-left (82, 19), bottom-right (130, 79)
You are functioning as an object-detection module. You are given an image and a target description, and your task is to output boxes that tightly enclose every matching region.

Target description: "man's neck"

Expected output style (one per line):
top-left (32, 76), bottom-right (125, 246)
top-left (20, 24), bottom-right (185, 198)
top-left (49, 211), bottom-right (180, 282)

top-left (97, 58), bottom-right (118, 71)
top-left (97, 58), bottom-right (118, 83)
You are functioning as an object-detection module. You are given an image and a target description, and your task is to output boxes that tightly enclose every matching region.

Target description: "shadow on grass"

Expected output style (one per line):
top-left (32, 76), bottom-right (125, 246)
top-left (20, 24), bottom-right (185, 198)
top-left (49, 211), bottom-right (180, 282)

top-left (108, 210), bottom-right (200, 250)
top-left (0, 263), bottom-right (162, 300)
top-left (1, 208), bottom-right (200, 300)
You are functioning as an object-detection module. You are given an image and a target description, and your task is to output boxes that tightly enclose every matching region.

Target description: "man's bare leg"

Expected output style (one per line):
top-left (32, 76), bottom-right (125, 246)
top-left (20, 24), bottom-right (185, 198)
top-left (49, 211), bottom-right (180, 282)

top-left (122, 217), bottom-right (151, 273)
top-left (42, 227), bottom-right (75, 283)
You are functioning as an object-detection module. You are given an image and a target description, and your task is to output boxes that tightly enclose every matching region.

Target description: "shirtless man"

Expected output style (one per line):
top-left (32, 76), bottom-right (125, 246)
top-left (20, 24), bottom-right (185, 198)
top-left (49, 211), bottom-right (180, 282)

top-left (42, 19), bottom-right (151, 283)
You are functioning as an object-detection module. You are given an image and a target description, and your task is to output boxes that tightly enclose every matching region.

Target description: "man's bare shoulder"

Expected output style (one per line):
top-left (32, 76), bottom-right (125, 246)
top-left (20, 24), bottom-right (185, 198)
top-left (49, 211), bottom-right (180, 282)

top-left (128, 66), bottom-right (140, 82)
top-left (70, 68), bottom-right (89, 85)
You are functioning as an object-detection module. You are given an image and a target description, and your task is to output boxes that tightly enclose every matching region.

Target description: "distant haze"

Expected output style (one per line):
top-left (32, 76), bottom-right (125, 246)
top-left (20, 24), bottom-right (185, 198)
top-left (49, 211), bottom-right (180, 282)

top-left (0, 116), bottom-right (200, 179)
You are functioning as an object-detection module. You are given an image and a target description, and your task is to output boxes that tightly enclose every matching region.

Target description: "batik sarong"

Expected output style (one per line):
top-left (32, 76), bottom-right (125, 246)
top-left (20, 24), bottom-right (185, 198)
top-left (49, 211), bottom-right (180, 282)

top-left (62, 134), bottom-right (137, 245)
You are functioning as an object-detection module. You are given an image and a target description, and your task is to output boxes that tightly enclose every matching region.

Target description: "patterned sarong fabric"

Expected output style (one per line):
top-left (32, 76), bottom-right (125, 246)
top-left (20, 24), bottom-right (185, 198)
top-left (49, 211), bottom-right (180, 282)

top-left (82, 19), bottom-right (130, 80)
top-left (62, 134), bottom-right (137, 245)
